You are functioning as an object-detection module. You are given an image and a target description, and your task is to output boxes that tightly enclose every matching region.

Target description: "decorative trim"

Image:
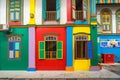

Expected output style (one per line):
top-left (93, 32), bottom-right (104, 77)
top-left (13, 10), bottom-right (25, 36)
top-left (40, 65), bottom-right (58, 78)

top-left (42, 32), bottom-right (60, 37)
top-left (27, 68), bottom-right (36, 71)
top-left (73, 32), bottom-right (90, 35)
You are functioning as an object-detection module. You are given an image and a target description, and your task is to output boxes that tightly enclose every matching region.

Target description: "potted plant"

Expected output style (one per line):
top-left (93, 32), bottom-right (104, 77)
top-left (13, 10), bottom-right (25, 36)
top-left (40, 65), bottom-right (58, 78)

top-left (115, 55), bottom-right (120, 63)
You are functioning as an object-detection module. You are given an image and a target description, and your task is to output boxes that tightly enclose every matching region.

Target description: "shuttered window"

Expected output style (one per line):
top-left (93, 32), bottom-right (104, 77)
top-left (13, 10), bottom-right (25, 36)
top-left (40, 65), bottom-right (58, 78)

top-left (72, 0), bottom-right (87, 21)
top-left (42, 0), bottom-right (60, 21)
top-left (39, 36), bottom-right (63, 59)
top-left (8, 36), bottom-right (21, 59)
top-left (74, 35), bottom-right (93, 59)
top-left (101, 9), bottom-right (111, 31)
top-left (9, 0), bottom-right (21, 21)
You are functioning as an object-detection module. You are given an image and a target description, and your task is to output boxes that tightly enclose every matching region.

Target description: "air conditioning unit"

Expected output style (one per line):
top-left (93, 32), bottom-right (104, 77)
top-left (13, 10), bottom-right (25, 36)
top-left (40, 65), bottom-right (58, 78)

top-left (0, 24), bottom-right (9, 31)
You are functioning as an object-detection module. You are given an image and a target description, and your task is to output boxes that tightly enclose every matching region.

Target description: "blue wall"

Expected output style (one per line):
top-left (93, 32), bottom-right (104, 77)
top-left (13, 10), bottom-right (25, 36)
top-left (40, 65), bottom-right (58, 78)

top-left (98, 35), bottom-right (120, 62)
top-left (66, 26), bottom-right (73, 67)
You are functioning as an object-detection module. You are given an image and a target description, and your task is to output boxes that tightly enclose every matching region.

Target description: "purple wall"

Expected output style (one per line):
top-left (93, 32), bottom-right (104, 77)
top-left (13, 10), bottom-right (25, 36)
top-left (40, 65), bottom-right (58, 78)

top-left (28, 27), bottom-right (35, 68)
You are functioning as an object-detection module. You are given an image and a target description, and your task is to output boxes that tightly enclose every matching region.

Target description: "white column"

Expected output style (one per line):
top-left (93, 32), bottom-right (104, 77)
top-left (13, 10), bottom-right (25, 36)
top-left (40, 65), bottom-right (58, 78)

top-left (60, 0), bottom-right (67, 24)
top-left (36, 0), bottom-right (42, 25)
top-left (112, 12), bottom-right (116, 33)
top-left (23, 0), bottom-right (30, 25)
top-left (0, 0), bottom-right (6, 24)
top-left (97, 12), bottom-right (101, 24)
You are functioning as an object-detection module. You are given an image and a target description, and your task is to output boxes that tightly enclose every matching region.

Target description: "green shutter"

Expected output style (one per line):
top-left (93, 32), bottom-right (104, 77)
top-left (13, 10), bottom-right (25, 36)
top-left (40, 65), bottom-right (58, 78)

top-left (42, 0), bottom-right (46, 20)
top-left (39, 41), bottom-right (45, 59)
top-left (72, 0), bottom-right (76, 20)
top-left (56, 0), bottom-right (60, 20)
top-left (57, 41), bottom-right (63, 59)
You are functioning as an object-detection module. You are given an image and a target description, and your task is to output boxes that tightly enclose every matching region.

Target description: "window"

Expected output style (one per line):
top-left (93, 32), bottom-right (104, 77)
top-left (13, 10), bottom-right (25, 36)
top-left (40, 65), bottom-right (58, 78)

top-left (42, 0), bottom-right (60, 21)
top-left (74, 35), bottom-right (93, 59)
top-left (101, 9), bottom-right (111, 31)
top-left (8, 36), bottom-right (21, 59)
top-left (39, 36), bottom-right (63, 59)
top-left (116, 10), bottom-right (120, 33)
top-left (45, 36), bottom-right (57, 59)
top-left (9, 0), bottom-right (21, 21)
top-left (72, 0), bottom-right (87, 21)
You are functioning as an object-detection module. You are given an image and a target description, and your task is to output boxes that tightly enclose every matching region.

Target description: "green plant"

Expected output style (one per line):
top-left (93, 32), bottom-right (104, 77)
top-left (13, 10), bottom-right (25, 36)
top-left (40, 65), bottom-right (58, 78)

top-left (98, 54), bottom-right (103, 63)
top-left (115, 55), bottom-right (120, 63)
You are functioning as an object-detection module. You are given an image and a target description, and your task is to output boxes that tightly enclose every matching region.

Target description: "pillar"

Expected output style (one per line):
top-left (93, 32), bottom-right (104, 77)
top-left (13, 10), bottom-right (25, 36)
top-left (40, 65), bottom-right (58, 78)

top-left (27, 27), bottom-right (36, 71)
top-left (66, 26), bottom-right (74, 71)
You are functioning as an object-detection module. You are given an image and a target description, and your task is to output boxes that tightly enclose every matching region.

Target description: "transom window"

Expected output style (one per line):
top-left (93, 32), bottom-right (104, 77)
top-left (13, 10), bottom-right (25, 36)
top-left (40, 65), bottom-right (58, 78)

top-left (75, 36), bottom-right (88, 41)
top-left (8, 36), bottom-right (21, 59)
top-left (101, 9), bottom-right (111, 31)
top-left (116, 10), bottom-right (120, 33)
top-left (45, 36), bottom-right (57, 41)
top-left (9, 0), bottom-right (21, 21)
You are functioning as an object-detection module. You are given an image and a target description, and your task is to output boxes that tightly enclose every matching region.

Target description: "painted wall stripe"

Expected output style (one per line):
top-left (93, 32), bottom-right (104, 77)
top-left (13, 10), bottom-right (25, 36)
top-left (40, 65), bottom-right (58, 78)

top-left (66, 26), bottom-right (73, 67)
top-left (28, 27), bottom-right (35, 68)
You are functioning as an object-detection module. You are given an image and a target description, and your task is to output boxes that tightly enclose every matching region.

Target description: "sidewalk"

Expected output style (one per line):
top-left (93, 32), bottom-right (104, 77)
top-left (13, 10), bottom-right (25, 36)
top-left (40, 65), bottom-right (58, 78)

top-left (0, 68), bottom-right (119, 78)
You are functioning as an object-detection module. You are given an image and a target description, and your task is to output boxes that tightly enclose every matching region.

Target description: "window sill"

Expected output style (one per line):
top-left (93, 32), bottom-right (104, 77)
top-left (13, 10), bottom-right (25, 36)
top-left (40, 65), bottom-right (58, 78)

top-left (74, 21), bottom-right (88, 25)
top-left (43, 21), bottom-right (59, 25)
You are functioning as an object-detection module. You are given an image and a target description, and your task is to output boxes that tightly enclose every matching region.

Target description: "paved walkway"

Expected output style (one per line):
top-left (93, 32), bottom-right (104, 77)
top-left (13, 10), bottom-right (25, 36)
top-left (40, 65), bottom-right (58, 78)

top-left (0, 68), bottom-right (119, 79)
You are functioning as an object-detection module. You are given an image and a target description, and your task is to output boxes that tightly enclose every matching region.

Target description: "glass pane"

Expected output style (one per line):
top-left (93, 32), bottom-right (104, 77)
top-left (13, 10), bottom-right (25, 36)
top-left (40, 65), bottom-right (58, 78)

top-left (10, 1), bottom-right (15, 8)
top-left (10, 12), bottom-right (14, 21)
top-left (15, 51), bottom-right (19, 58)
top-left (10, 9), bottom-right (14, 12)
top-left (52, 51), bottom-right (56, 58)
top-left (15, 42), bottom-right (20, 50)
top-left (46, 51), bottom-right (50, 58)
top-left (15, 8), bottom-right (20, 11)
top-left (15, 1), bottom-right (20, 7)
top-left (9, 50), bottom-right (14, 59)
top-left (15, 12), bottom-right (20, 20)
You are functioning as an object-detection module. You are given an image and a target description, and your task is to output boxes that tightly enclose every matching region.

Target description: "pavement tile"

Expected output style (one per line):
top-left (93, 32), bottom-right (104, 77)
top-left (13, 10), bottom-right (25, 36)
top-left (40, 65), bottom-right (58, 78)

top-left (0, 67), bottom-right (120, 79)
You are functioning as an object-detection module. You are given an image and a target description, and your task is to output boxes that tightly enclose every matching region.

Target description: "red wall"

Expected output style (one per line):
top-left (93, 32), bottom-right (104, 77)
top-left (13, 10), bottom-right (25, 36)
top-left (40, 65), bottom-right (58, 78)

top-left (36, 27), bottom-right (66, 70)
top-left (67, 0), bottom-right (72, 22)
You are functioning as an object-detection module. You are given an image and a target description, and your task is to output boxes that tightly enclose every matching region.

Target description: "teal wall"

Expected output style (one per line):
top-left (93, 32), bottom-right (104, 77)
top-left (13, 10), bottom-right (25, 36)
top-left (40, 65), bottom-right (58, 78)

top-left (0, 28), bottom-right (28, 70)
top-left (90, 25), bottom-right (99, 66)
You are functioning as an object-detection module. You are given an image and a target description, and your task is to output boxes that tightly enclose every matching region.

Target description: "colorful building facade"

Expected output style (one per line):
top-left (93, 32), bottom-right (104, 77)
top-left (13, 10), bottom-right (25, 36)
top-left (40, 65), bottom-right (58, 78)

top-left (97, 0), bottom-right (120, 63)
top-left (0, 0), bottom-right (99, 71)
